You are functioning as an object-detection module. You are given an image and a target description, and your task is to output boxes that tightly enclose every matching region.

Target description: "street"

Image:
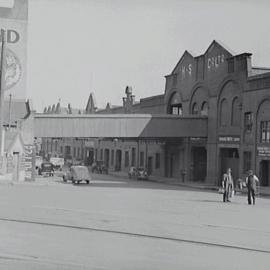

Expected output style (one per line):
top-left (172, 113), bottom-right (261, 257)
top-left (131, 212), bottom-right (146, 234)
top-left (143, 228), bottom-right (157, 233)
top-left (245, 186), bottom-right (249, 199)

top-left (0, 174), bottom-right (269, 270)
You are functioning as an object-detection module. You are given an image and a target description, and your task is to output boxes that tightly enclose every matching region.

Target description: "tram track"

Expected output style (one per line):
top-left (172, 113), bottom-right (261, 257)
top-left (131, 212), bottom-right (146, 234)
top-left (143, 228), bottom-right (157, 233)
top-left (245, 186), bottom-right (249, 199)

top-left (0, 217), bottom-right (269, 255)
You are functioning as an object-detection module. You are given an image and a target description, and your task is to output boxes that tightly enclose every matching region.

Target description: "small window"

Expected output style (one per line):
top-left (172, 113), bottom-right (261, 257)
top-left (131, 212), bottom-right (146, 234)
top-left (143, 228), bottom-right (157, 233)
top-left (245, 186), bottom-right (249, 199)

top-left (260, 121), bottom-right (270, 143)
top-left (243, 151), bottom-right (252, 173)
top-left (201, 102), bottom-right (208, 116)
top-left (244, 112), bottom-right (253, 132)
top-left (155, 153), bottom-right (160, 169)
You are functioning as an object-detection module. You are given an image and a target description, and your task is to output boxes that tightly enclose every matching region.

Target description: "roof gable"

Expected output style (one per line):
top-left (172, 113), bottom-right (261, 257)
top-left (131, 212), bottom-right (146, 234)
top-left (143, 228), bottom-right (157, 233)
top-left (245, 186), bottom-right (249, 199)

top-left (171, 50), bottom-right (195, 74)
top-left (204, 40), bottom-right (234, 57)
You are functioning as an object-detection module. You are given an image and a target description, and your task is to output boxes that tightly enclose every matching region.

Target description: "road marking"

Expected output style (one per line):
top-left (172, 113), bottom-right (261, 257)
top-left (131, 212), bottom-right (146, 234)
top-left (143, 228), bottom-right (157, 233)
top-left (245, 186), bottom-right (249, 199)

top-left (0, 217), bottom-right (269, 254)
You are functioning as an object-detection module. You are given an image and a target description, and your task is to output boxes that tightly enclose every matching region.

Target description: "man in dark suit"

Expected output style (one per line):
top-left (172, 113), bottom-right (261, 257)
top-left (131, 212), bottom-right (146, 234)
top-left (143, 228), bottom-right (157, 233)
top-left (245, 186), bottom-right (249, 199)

top-left (245, 170), bottom-right (259, 205)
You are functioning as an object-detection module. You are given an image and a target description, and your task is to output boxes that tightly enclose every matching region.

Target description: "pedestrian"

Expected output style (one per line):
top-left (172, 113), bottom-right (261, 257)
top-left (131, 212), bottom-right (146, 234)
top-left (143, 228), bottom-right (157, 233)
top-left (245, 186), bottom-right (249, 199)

top-left (222, 168), bottom-right (234, 202)
top-left (245, 170), bottom-right (259, 205)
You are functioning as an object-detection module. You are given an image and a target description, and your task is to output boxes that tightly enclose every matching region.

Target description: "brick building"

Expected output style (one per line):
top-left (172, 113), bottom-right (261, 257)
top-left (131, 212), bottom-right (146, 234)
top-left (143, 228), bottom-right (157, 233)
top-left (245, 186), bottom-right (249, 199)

top-left (39, 40), bottom-right (270, 186)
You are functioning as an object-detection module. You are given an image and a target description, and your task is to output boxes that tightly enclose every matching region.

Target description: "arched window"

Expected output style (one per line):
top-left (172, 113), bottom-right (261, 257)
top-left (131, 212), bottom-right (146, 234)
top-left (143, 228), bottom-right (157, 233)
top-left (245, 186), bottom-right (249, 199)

top-left (220, 98), bottom-right (229, 126)
top-left (192, 103), bottom-right (199, 115)
top-left (231, 97), bottom-right (241, 126)
top-left (168, 92), bottom-right (182, 115)
top-left (201, 102), bottom-right (208, 116)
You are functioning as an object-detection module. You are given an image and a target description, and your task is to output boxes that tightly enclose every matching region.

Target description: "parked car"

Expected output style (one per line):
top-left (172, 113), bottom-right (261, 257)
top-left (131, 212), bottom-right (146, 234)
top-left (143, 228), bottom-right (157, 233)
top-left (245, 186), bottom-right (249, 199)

top-left (91, 161), bottom-right (108, 174)
top-left (50, 157), bottom-right (65, 170)
top-left (38, 162), bottom-right (54, 177)
top-left (136, 167), bottom-right (148, 180)
top-left (63, 165), bottom-right (91, 184)
top-left (128, 166), bottom-right (137, 179)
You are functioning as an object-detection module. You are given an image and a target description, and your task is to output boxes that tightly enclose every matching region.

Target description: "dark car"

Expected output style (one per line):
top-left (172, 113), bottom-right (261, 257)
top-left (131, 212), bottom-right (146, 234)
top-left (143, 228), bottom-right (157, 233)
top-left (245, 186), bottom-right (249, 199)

top-left (38, 162), bottom-right (54, 177)
top-left (91, 161), bottom-right (108, 174)
top-left (137, 167), bottom-right (148, 180)
top-left (63, 165), bottom-right (91, 184)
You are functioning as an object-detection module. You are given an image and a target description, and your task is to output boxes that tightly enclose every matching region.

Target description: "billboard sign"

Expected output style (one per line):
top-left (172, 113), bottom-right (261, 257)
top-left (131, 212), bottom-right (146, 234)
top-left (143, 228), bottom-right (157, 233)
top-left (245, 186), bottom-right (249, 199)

top-left (0, 0), bottom-right (28, 98)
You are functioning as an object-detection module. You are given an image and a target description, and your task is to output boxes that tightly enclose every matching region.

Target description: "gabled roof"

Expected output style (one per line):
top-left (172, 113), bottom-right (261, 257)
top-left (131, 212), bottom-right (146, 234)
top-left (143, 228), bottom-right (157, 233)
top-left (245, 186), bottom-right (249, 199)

top-left (204, 40), bottom-right (234, 57)
top-left (171, 50), bottom-right (195, 74)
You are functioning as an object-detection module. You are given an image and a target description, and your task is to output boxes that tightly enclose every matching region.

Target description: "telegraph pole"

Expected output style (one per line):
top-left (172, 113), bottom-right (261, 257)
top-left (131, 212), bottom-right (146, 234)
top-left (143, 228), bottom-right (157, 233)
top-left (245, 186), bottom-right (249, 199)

top-left (0, 29), bottom-right (6, 156)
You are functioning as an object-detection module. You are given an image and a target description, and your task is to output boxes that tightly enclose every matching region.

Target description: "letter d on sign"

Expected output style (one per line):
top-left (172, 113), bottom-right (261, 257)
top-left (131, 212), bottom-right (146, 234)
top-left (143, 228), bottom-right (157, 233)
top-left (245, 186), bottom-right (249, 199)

top-left (7, 30), bottom-right (20, 44)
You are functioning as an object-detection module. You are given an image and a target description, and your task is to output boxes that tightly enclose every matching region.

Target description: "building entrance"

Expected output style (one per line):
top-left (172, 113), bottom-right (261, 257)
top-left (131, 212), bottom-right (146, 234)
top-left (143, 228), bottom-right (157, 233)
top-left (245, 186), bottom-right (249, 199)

top-left (191, 147), bottom-right (207, 181)
top-left (220, 148), bottom-right (239, 185)
top-left (259, 160), bottom-right (270, 186)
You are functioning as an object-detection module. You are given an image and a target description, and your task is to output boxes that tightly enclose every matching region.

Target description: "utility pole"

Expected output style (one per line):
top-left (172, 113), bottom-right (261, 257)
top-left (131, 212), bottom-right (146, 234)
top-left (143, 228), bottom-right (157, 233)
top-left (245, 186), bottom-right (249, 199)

top-left (0, 29), bottom-right (6, 156)
top-left (8, 94), bottom-right (12, 130)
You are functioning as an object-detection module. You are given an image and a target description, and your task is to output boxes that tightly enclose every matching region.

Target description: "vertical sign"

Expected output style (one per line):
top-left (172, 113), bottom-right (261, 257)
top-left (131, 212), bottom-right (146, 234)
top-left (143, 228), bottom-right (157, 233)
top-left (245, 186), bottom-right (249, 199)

top-left (24, 144), bottom-right (35, 181)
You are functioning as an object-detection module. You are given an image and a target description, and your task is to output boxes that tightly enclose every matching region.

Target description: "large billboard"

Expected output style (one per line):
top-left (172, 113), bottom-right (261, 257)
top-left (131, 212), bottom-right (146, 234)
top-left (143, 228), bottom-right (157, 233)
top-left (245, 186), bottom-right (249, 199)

top-left (0, 0), bottom-right (28, 99)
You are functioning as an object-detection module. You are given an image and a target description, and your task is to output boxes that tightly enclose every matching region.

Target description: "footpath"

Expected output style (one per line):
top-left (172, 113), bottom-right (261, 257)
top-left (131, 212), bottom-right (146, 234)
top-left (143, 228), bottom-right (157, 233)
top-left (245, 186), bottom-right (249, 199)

top-left (109, 171), bottom-right (270, 197)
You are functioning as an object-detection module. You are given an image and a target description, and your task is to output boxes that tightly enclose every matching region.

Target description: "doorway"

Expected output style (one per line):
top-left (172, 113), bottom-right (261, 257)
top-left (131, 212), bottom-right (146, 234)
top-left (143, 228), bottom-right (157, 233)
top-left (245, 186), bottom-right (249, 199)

top-left (192, 147), bottom-right (207, 181)
top-left (259, 160), bottom-right (270, 186)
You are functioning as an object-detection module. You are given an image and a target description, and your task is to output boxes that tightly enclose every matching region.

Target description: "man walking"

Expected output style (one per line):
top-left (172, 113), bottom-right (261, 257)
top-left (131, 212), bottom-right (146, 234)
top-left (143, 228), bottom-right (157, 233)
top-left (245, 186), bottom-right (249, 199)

top-left (246, 170), bottom-right (259, 205)
top-left (222, 168), bottom-right (234, 202)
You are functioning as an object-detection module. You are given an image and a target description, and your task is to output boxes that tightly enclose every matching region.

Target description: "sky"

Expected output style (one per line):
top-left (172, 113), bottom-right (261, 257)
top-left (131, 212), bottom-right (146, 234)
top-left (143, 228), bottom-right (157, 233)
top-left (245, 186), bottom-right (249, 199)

top-left (27, 0), bottom-right (270, 112)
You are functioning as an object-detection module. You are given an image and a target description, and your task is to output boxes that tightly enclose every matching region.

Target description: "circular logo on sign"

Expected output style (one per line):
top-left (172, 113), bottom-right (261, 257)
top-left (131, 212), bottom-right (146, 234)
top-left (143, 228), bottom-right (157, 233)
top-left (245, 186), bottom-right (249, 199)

top-left (1, 48), bottom-right (22, 90)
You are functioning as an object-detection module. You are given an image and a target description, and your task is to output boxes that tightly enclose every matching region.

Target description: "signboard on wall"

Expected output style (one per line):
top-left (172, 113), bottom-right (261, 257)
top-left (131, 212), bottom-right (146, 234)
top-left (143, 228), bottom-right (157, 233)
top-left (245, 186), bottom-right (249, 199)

top-left (0, 0), bottom-right (28, 99)
top-left (257, 146), bottom-right (270, 157)
top-left (24, 144), bottom-right (35, 181)
top-left (218, 136), bottom-right (240, 143)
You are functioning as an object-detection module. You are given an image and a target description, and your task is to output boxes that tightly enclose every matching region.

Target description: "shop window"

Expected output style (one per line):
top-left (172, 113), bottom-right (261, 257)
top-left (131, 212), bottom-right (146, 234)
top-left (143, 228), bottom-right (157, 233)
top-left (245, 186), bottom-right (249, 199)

top-left (77, 147), bottom-right (80, 158)
top-left (244, 112), bottom-right (253, 132)
top-left (231, 97), bottom-right (241, 126)
top-left (111, 150), bottom-right (114, 166)
top-left (260, 121), bottom-right (270, 143)
top-left (243, 151), bottom-right (252, 173)
top-left (131, 147), bottom-right (136, 166)
top-left (54, 141), bottom-right (58, 151)
top-left (220, 98), bottom-right (229, 126)
top-left (73, 147), bottom-right (76, 157)
top-left (140, 151), bottom-right (145, 167)
top-left (125, 151), bottom-right (129, 168)
top-left (192, 103), bottom-right (199, 115)
top-left (201, 102), bottom-right (208, 116)
top-left (60, 146), bottom-right (63, 153)
top-left (155, 153), bottom-right (160, 169)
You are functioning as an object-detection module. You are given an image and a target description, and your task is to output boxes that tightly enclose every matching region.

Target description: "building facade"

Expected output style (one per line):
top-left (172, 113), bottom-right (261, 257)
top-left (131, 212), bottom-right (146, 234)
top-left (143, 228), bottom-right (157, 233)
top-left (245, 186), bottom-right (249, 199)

top-left (39, 41), bottom-right (270, 186)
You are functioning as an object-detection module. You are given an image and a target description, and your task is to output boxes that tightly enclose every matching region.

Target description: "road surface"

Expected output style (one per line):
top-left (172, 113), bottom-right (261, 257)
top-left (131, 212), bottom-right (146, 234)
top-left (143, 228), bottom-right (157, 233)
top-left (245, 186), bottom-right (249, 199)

top-left (0, 174), bottom-right (269, 269)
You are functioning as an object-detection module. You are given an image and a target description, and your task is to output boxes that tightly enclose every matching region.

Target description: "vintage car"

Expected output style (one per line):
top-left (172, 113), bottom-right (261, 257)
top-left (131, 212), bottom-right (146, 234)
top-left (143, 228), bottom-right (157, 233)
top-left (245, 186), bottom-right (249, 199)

top-left (136, 167), bottom-right (148, 180)
top-left (63, 165), bottom-right (91, 184)
top-left (91, 161), bottom-right (108, 174)
top-left (38, 162), bottom-right (54, 177)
